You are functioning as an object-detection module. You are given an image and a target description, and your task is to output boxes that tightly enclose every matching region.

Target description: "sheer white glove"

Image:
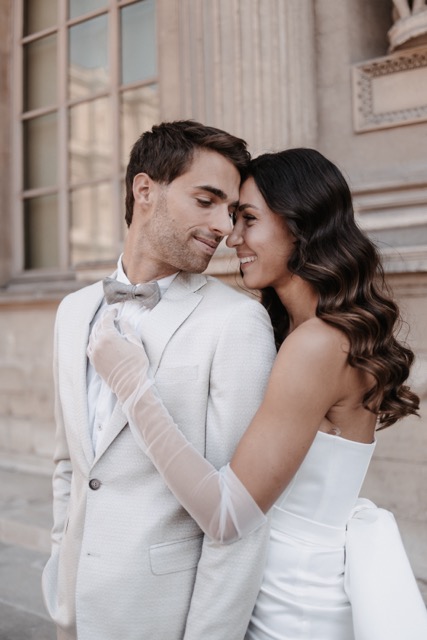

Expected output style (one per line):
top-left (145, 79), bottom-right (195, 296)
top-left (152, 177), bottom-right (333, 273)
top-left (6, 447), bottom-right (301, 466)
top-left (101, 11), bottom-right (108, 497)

top-left (87, 306), bottom-right (154, 413)
top-left (87, 307), bottom-right (266, 543)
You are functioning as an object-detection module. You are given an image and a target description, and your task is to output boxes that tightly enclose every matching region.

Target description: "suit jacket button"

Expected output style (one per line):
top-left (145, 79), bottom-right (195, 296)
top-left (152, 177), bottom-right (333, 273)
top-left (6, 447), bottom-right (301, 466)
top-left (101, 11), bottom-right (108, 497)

top-left (89, 478), bottom-right (101, 490)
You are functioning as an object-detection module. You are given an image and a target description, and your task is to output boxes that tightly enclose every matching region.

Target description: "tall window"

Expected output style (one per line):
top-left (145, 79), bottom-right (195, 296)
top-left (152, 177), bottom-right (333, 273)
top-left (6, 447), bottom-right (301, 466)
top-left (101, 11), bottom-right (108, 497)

top-left (16, 0), bottom-right (158, 273)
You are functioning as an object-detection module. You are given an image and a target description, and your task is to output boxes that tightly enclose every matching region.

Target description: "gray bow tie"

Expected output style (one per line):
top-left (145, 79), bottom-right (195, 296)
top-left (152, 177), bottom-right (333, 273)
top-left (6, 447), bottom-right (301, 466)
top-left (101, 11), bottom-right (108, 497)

top-left (103, 277), bottom-right (161, 309)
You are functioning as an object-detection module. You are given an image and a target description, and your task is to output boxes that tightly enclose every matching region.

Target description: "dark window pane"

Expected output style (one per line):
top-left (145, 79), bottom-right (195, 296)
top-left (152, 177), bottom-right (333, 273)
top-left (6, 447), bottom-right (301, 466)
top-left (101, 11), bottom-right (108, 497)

top-left (24, 0), bottom-right (57, 35)
top-left (121, 0), bottom-right (156, 85)
top-left (69, 97), bottom-right (112, 183)
top-left (24, 35), bottom-right (57, 112)
top-left (68, 0), bottom-right (107, 20)
top-left (24, 113), bottom-right (57, 190)
top-left (69, 15), bottom-right (109, 100)
top-left (70, 183), bottom-right (116, 264)
top-left (121, 84), bottom-right (159, 169)
top-left (24, 195), bottom-right (59, 269)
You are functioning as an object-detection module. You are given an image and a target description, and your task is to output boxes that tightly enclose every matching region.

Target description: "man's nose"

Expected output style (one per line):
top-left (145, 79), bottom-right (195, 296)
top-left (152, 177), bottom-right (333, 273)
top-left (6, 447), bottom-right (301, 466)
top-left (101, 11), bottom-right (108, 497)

top-left (209, 206), bottom-right (234, 237)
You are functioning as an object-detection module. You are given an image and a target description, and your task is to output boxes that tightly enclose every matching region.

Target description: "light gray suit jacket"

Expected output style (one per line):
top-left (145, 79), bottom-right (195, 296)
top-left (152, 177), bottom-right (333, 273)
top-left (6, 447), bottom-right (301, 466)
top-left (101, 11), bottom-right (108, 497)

top-left (42, 272), bottom-right (276, 640)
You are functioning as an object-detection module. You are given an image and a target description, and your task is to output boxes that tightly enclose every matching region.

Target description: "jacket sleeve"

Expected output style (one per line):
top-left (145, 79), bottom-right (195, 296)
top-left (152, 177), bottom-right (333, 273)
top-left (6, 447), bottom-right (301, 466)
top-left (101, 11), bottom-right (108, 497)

top-left (183, 298), bottom-right (276, 640)
top-left (41, 305), bottom-right (73, 614)
top-left (49, 308), bottom-right (73, 550)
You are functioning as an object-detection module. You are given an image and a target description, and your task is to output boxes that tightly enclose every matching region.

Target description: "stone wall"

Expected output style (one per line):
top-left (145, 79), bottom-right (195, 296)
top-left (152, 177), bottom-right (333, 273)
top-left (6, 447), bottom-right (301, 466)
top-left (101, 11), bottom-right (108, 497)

top-left (0, 301), bottom-right (57, 473)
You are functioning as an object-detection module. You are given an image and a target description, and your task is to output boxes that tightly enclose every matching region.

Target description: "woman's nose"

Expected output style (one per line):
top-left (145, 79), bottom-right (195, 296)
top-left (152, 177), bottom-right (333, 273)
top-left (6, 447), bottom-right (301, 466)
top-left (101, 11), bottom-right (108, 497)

top-left (226, 223), bottom-right (243, 248)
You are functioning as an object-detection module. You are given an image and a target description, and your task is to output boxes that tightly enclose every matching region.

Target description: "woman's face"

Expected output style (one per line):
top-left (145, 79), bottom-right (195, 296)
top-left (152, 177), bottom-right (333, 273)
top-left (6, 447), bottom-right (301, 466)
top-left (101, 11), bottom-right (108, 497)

top-left (226, 177), bottom-right (295, 290)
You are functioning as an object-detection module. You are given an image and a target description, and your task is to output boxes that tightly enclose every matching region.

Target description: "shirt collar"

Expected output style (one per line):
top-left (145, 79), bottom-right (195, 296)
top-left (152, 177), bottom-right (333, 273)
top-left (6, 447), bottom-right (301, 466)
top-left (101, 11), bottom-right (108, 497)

top-left (116, 254), bottom-right (179, 296)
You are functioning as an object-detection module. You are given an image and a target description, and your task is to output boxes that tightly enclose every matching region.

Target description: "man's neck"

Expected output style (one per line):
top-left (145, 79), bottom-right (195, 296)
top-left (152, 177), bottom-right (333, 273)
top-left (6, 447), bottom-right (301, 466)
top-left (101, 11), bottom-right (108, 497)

top-left (120, 253), bottom-right (178, 284)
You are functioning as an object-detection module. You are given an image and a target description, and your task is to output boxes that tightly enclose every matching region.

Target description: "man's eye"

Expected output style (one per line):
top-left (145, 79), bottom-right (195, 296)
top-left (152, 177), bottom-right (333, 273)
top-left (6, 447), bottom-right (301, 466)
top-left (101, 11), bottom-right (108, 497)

top-left (196, 199), bottom-right (212, 207)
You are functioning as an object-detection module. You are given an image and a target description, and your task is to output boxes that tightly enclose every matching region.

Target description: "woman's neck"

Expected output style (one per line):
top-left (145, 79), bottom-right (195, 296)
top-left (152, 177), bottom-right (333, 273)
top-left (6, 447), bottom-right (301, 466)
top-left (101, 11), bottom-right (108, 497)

top-left (275, 277), bottom-right (318, 332)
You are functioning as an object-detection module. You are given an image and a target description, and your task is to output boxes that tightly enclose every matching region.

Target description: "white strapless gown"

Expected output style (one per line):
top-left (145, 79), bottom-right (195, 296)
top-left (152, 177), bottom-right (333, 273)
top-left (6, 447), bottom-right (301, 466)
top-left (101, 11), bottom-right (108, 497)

top-left (246, 430), bottom-right (375, 640)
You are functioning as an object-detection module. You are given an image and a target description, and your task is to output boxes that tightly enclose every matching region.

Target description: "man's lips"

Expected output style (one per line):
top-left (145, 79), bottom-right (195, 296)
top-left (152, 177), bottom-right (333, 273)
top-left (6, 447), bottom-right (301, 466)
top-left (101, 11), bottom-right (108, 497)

top-left (194, 236), bottom-right (220, 255)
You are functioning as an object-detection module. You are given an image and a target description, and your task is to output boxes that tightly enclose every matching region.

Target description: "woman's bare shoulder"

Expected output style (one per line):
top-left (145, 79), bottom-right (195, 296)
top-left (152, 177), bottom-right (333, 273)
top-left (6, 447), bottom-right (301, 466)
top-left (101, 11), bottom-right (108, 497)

top-left (275, 317), bottom-right (349, 373)
top-left (287, 317), bottom-right (348, 351)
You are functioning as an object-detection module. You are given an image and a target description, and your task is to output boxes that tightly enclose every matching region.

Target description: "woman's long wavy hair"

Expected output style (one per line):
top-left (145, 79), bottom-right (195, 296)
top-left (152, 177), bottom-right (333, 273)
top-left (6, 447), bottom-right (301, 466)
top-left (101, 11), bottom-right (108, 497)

top-left (248, 148), bottom-right (419, 429)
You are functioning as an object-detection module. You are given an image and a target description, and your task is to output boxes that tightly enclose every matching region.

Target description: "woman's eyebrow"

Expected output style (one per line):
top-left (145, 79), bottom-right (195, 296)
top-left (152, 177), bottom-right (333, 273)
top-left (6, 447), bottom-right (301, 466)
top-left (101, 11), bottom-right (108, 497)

top-left (238, 202), bottom-right (259, 212)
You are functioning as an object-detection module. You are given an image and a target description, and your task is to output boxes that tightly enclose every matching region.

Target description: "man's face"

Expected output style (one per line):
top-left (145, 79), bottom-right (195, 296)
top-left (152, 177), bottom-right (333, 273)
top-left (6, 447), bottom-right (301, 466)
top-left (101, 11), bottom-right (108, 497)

top-left (141, 149), bottom-right (241, 275)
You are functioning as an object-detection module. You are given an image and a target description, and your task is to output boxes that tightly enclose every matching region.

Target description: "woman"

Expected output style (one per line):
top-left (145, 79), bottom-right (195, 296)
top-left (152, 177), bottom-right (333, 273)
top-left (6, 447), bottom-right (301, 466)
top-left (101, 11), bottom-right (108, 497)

top-left (88, 149), bottom-right (426, 639)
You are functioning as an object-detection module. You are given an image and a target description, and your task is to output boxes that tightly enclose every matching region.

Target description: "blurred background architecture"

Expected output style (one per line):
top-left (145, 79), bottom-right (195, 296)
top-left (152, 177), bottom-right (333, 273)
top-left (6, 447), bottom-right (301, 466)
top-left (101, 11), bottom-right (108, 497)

top-left (0, 0), bottom-right (426, 606)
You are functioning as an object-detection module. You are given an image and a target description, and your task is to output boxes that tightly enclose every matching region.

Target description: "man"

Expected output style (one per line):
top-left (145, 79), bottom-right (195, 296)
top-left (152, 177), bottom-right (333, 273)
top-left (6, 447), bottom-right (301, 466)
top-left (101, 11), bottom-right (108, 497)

top-left (42, 121), bottom-right (276, 640)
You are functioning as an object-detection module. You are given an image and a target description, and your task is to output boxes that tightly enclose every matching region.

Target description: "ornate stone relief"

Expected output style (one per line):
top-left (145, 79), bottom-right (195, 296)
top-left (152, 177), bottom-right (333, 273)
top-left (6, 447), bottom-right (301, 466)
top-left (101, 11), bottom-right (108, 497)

top-left (352, 45), bottom-right (427, 132)
top-left (389, 0), bottom-right (427, 52)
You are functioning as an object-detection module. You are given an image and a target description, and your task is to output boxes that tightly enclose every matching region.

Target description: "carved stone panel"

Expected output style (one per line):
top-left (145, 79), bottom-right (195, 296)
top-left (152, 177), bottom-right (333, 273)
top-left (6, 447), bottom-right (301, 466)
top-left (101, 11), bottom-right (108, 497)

top-left (352, 45), bottom-right (427, 132)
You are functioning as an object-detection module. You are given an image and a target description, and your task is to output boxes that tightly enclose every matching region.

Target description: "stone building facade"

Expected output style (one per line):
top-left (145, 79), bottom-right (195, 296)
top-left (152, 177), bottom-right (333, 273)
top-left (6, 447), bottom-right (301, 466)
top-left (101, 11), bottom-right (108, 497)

top-left (0, 0), bottom-right (426, 597)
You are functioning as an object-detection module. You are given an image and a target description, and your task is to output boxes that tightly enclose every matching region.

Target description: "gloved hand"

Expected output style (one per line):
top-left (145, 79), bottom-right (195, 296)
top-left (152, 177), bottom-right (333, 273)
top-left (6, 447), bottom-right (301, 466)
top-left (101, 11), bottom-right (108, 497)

top-left (87, 307), bottom-right (154, 410)
top-left (87, 307), bottom-right (267, 543)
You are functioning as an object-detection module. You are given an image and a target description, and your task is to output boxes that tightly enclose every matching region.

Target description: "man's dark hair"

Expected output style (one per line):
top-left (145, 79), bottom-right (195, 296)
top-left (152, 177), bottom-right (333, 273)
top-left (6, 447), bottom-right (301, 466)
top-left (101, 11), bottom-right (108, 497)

top-left (125, 120), bottom-right (250, 226)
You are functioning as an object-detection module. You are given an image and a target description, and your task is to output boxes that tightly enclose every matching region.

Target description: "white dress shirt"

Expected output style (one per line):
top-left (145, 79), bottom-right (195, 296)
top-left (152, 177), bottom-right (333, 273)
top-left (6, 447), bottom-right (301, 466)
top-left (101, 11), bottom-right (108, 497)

top-left (87, 256), bottom-right (178, 453)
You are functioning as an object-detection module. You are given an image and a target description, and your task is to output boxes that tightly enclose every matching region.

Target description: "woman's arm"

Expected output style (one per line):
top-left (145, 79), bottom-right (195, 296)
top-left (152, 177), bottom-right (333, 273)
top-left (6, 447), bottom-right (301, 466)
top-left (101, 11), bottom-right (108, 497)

top-left (88, 308), bottom-right (347, 542)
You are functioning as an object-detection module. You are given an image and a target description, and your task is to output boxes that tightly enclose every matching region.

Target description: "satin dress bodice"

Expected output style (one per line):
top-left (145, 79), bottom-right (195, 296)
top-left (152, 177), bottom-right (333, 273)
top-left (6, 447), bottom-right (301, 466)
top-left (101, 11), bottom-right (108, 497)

top-left (246, 430), bottom-right (376, 640)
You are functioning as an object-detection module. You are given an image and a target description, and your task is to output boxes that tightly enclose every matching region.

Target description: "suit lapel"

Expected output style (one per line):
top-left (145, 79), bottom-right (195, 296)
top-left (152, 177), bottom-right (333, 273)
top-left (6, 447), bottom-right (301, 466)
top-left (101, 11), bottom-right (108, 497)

top-left (93, 272), bottom-right (207, 464)
top-left (141, 272), bottom-right (207, 373)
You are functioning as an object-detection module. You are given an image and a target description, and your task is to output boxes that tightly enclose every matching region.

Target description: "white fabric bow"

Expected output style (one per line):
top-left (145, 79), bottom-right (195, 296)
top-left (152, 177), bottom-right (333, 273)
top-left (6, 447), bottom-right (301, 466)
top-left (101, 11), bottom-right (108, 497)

top-left (345, 498), bottom-right (427, 639)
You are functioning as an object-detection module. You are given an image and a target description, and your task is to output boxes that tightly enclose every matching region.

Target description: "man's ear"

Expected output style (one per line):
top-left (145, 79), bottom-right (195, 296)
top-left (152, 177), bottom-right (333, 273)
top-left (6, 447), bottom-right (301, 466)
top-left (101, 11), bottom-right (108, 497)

top-left (133, 173), bottom-right (154, 206)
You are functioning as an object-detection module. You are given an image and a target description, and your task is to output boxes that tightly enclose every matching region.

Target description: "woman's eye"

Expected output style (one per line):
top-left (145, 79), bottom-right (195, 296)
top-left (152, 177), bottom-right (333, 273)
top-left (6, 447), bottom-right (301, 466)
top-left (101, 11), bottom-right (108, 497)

top-left (243, 214), bottom-right (256, 223)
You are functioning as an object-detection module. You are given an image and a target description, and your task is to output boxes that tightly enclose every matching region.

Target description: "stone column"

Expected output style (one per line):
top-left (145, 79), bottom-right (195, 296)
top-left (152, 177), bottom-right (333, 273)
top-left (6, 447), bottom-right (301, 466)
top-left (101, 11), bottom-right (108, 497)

top-left (158, 0), bottom-right (317, 153)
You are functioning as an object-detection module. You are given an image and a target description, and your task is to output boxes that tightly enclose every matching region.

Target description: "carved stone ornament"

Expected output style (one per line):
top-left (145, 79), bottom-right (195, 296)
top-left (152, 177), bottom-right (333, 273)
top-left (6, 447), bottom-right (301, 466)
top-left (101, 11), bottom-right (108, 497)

top-left (352, 46), bottom-right (427, 132)
top-left (389, 0), bottom-right (427, 52)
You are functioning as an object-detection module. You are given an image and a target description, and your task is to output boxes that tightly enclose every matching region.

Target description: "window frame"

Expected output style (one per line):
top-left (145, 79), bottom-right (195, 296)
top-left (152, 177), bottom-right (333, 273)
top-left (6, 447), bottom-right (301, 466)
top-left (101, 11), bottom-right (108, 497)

top-left (11, 0), bottom-right (158, 281)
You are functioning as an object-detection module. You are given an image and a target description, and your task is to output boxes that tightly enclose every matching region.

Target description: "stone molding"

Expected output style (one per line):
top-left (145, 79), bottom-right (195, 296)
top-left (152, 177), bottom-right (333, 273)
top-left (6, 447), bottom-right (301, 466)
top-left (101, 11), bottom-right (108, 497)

top-left (352, 178), bottom-right (427, 273)
top-left (352, 45), bottom-right (427, 132)
top-left (381, 246), bottom-right (427, 273)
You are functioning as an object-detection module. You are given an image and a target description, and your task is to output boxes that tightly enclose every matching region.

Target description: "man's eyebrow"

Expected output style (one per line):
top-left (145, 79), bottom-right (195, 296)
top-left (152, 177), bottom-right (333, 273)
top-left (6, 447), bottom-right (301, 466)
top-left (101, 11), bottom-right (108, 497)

top-left (195, 185), bottom-right (227, 200)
